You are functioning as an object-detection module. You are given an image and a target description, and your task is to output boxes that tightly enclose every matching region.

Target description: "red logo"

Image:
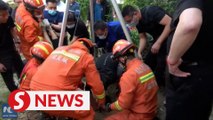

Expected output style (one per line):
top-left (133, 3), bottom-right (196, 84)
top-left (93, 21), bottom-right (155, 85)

top-left (8, 90), bottom-right (30, 112)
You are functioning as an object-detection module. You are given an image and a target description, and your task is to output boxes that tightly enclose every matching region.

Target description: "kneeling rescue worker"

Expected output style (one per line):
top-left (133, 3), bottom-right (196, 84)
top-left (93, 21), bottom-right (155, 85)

top-left (30, 38), bottom-right (105, 120)
top-left (19, 41), bottom-right (54, 90)
top-left (105, 40), bottom-right (159, 120)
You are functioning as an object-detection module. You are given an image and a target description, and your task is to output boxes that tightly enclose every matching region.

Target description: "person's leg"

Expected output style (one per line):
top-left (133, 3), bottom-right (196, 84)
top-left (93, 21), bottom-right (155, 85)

top-left (1, 71), bottom-right (17, 92)
top-left (155, 44), bottom-right (167, 87)
top-left (144, 52), bottom-right (157, 71)
top-left (166, 64), bottom-right (213, 120)
top-left (12, 51), bottom-right (24, 77)
top-left (0, 55), bottom-right (18, 92)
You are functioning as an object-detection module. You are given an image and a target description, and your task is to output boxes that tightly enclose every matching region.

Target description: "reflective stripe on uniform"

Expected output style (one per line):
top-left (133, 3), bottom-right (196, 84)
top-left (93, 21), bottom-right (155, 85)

top-left (96, 91), bottom-right (105, 99)
top-left (36, 0), bottom-right (40, 4)
top-left (139, 72), bottom-right (154, 83)
top-left (37, 36), bottom-right (43, 41)
top-left (22, 74), bottom-right (27, 80)
top-left (15, 23), bottom-right (21, 32)
top-left (34, 44), bottom-right (49, 55)
top-left (114, 100), bottom-right (122, 111)
top-left (52, 50), bottom-right (80, 61)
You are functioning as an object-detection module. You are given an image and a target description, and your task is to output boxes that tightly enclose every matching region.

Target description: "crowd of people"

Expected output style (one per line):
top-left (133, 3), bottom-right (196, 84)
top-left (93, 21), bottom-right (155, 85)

top-left (0, 0), bottom-right (212, 120)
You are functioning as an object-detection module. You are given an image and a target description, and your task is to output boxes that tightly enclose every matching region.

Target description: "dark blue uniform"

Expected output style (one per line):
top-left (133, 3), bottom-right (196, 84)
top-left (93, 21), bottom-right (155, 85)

top-left (95, 21), bottom-right (126, 52)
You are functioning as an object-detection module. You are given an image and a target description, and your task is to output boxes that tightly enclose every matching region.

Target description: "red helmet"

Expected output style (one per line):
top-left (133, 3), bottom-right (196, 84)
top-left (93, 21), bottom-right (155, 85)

top-left (76, 38), bottom-right (95, 54)
top-left (112, 40), bottom-right (135, 59)
top-left (31, 41), bottom-right (54, 60)
top-left (23, 0), bottom-right (45, 10)
top-left (76, 38), bottom-right (94, 48)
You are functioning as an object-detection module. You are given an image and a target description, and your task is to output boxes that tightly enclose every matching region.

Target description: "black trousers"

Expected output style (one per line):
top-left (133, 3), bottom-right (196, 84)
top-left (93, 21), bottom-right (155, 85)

top-left (144, 43), bottom-right (167, 87)
top-left (166, 62), bottom-right (213, 120)
top-left (0, 51), bottom-right (24, 92)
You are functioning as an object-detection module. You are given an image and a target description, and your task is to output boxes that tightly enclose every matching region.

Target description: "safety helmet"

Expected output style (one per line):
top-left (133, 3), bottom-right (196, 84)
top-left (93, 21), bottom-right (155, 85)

top-left (23, 0), bottom-right (45, 11)
top-left (112, 40), bottom-right (135, 59)
top-left (30, 41), bottom-right (54, 61)
top-left (76, 38), bottom-right (94, 53)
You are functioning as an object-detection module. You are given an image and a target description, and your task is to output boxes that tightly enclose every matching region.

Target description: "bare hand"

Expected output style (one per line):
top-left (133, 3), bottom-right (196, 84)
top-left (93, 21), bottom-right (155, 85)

top-left (167, 58), bottom-right (191, 77)
top-left (137, 52), bottom-right (142, 60)
top-left (151, 42), bottom-right (161, 54)
top-left (0, 63), bottom-right (7, 72)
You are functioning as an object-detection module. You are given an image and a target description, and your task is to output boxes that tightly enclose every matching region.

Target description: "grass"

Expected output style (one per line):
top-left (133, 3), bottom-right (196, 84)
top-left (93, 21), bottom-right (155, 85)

top-left (0, 76), bottom-right (13, 120)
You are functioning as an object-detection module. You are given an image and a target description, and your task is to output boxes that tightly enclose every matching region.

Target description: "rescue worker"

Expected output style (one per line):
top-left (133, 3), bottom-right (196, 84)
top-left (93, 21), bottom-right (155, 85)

top-left (17, 41), bottom-right (53, 120)
top-left (19, 41), bottom-right (53, 90)
top-left (105, 40), bottom-right (158, 120)
top-left (30, 38), bottom-right (105, 120)
top-left (15, 0), bottom-right (46, 60)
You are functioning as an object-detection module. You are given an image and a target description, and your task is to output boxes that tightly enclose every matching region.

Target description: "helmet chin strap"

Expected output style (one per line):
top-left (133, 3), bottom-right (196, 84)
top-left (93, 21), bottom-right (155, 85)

top-left (119, 56), bottom-right (128, 67)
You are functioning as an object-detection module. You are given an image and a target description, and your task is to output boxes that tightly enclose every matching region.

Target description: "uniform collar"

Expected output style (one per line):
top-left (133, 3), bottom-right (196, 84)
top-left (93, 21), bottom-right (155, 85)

top-left (126, 58), bottom-right (141, 69)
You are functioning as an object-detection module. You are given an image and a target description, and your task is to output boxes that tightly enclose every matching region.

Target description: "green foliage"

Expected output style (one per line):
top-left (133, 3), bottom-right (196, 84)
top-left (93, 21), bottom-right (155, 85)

top-left (129, 27), bottom-right (140, 47)
top-left (78, 0), bottom-right (89, 21)
top-left (123, 0), bottom-right (177, 14)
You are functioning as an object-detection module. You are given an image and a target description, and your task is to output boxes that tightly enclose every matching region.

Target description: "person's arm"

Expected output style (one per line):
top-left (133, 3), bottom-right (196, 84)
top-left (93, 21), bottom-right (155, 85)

top-left (151, 14), bottom-right (171, 54)
top-left (84, 55), bottom-right (105, 106)
top-left (24, 22), bottom-right (43, 43)
top-left (11, 27), bottom-right (20, 43)
top-left (51, 23), bottom-right (62, 31)
top-left (11, 27), bottom-right (21, 52)
top-left (138, 33), bottom-right (147, 59)
top-left (109, 73), bottom-right (136, 111)
top-left (70, 36), bottom-right (78, 44)
top-left (167, 8), bottom-right (202, 77)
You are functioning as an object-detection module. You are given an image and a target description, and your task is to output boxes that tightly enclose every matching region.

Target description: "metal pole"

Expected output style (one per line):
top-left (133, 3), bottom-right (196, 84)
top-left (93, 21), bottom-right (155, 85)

top-left (110, 0), bottom-right (137, 57)
top-left (58, 0), bottom-right (70, 47)
top-left (110, 0), bottom-right (132, 43)
top-left (89, 0), bottom-right (95, 42)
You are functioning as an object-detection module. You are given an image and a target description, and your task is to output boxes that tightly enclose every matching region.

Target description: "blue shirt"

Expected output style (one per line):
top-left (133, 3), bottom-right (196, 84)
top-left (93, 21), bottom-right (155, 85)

top-left (43, 10), bottom-right (63, 25)
top-left (95, 21), bottom-right (127, 52)
top-left (69, 1), bottom-right (80, 13)
top-left (94, 3), bottom-right (103, 22)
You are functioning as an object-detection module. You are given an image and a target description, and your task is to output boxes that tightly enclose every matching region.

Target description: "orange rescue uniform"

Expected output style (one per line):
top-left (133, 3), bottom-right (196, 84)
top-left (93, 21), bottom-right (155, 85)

top-left (15, 3), bottom-right (44, 60)
top-left (19, 58), bottom-right (40, 90)
top-left (106, 58), bottom-right (158, 120)
top-left (30, 41), bottom-right (105, 120)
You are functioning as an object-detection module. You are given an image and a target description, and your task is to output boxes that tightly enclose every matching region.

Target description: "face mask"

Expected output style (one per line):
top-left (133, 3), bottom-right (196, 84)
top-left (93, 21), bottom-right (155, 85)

top-left (67, 24), bottom-right (75, 29)
top-left (98, 35), bottom-right (107, 40)
top-left (48, 10), bottom-right (57, 16)
top-left (35, 14), bottom-right (42, 19)
top-left (129, 16), bottom-right (139, 27)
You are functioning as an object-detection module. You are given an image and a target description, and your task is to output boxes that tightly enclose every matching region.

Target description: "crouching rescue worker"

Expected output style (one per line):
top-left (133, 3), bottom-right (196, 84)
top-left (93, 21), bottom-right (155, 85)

top-left (30, 38), bottom-right (105, 120)
top-left (105, 40), bottom-right (158, 120)
top-left (15, 0), bottom-right (46, 60)
top-left (19, 41), bottom-right (53, 90)
top-left (18, 41), bottom-right (54, 120)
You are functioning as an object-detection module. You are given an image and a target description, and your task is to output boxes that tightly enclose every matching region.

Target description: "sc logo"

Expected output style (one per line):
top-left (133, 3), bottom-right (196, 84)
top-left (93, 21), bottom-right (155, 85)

top-left (8, 90), bottom-right (30, 112)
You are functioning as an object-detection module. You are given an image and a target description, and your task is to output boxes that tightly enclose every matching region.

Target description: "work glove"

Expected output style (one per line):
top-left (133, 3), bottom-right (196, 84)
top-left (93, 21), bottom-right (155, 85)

top-left (97, 98), bottom-right (105, 110)
top-left (105, 103), bottom-right (111, 112)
